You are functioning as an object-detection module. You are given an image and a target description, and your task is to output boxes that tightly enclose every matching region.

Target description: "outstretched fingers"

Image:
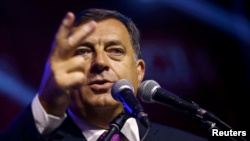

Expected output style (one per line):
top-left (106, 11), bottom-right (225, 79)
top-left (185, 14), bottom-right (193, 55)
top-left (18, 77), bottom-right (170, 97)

top-left (57, 12), bottom-right (75, 41)
top-left (67, 20), bottom-right (96, 48)
top-left (52, 12), bottom-right (96, 61)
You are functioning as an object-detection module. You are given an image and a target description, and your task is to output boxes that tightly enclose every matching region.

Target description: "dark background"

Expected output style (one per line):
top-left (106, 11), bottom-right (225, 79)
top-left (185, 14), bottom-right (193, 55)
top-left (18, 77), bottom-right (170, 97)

top-left (0, 0), bottom-right (249, 140)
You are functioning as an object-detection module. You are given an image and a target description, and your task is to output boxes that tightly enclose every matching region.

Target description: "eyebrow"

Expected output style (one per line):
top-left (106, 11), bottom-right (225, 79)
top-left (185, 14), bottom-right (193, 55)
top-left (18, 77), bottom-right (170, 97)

top-left (78, 40), bottom-right (125, 48)
top-left (79, 42), bottom-right (94, 48)
top-left (104, 40), bottom-right (124, 47)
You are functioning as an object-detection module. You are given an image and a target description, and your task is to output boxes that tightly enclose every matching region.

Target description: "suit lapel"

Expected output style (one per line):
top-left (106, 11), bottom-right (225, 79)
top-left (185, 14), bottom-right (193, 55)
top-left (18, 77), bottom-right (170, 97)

top-left (137, 120), bottom-right (157, 141)
top-left (48, 115), bottom-right (87, 141)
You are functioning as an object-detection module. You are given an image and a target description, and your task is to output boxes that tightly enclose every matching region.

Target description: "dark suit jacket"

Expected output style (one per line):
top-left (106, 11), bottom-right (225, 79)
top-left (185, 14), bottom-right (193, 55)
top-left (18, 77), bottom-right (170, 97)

top-left (0, 104), bottom-right (209, 141)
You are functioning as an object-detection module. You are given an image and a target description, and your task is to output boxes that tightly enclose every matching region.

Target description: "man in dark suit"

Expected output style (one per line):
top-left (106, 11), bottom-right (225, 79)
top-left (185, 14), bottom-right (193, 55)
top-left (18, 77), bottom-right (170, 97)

top-left (0, 8), bottom-right (208, 141)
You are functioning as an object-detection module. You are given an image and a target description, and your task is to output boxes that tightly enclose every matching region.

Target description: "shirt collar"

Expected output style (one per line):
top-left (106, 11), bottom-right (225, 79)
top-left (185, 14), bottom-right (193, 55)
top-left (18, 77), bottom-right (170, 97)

top-left (68, 108), bottom-right (140, 141)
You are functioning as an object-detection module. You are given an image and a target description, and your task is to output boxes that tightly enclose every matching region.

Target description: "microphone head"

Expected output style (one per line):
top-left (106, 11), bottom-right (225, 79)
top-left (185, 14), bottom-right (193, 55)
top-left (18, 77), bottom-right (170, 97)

top-left (111, 79), bottom-right (134, 102)
top-left (138, 80), bottom-right (160, 103)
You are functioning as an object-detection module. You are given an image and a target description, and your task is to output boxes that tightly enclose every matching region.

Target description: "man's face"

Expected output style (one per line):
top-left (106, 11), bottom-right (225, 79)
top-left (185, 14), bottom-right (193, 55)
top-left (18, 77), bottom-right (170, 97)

top-left (69, 19), bottom-right (145, 112)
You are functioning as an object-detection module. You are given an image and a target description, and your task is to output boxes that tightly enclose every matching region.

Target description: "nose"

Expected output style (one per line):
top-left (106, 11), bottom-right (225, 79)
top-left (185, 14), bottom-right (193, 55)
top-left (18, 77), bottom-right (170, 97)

top-left (90, 51), bottom-right (109, 74)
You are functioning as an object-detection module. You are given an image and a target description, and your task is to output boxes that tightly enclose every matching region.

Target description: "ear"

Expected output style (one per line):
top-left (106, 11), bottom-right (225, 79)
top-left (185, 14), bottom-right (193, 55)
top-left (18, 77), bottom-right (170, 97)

top-left (136, 59), bottom-right (145, 86)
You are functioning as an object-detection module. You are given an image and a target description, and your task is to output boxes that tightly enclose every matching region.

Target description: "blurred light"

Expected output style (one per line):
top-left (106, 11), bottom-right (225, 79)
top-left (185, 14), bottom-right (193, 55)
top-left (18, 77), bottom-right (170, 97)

top-left (0, 70), bottom-right (35, 105)
top-left (140, 0), bottom-right (250, 45)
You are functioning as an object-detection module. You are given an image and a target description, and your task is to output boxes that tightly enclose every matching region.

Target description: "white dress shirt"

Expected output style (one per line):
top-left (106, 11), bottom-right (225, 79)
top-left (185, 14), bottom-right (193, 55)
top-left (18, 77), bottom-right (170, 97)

top-left (31, 94), bottom-right (140, 141)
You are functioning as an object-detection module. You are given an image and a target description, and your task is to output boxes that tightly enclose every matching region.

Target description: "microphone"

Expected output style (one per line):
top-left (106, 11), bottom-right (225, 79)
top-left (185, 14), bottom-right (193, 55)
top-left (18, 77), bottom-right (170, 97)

top-left (111, 79), bottom-right (150, 128)
top-left (138, 80), bottom-right (232, 131)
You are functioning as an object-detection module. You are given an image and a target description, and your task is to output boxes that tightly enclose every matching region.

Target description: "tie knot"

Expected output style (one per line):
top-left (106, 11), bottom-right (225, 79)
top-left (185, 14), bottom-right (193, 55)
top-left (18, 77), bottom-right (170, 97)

top-left (110, 133), bottom-right (122, 141)
top-left (97, 131), bottom-right (126, 141)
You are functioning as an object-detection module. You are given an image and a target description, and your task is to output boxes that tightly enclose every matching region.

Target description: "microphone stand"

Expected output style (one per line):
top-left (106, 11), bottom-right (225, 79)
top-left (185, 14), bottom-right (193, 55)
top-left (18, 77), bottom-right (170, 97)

top-left (190, 102), bottom-right (248, 141)
top-left (99, 109), bottom-right (131, 141)
top-left (194, 117), bottom-right (247, 141)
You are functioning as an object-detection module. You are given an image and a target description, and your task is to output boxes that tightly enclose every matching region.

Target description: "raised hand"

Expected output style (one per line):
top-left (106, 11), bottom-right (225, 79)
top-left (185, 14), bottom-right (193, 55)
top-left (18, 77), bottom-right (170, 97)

top-left (38, 12), bottom-right (96, 117)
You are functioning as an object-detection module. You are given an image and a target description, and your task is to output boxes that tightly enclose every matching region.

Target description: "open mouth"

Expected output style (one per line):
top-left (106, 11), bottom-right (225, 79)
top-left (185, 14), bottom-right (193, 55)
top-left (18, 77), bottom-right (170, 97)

top-left (90, 80), bottom-right (110, 85)
top-left (89, 79), bottom-right (113, 92)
